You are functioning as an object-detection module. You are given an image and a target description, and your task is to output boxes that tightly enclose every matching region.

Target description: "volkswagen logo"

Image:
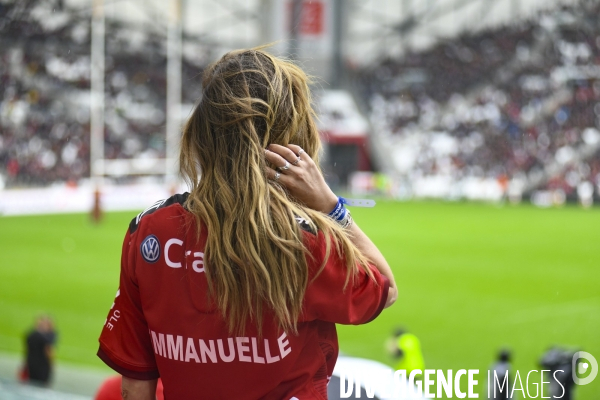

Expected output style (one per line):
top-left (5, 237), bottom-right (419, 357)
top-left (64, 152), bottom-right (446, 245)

top-left (141, 235), bottom-right (161, 263)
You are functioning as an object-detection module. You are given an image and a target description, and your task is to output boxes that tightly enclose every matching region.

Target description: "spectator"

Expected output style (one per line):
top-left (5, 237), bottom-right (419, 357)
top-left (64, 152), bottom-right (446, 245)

top-left (23, 314), bottom-right (56, 386)
top-left (540, 347), bottom-right (577, 400)
top-left (388, 327), bottom-right (425, 378)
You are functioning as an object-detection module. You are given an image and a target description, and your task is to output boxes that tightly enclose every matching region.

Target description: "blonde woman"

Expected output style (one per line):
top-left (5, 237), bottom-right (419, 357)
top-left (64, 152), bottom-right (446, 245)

top-left (98, 48), bottom-right (397, 400)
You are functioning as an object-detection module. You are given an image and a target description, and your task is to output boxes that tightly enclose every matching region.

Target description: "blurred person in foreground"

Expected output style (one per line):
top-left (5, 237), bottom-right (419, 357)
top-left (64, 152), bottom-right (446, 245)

top-left (387, 328), bottom-right (425, 378)
top-left (540, 347), bottom-right (576, 400)
top-left (97, 48), bottom-right (397, 399)
top-left (23, 315), bottom-right (56, 386)
top-left (488, 349), bottom-right (511, 400)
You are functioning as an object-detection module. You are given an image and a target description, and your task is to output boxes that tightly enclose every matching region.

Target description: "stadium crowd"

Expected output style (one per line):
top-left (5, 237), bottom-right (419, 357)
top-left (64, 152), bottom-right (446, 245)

top-left (1, 0), bottom-right (600, 203)
top-left (0, 0), bottom-right (207, 188)
top-left (360, 2), bottom-right (600, 201)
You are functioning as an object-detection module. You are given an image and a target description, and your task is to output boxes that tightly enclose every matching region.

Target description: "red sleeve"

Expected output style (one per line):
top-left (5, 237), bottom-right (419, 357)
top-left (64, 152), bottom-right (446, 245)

top-left (97, 229), bottom-right (159, 380)
top-left (301, 230), bottom-right (390, 325)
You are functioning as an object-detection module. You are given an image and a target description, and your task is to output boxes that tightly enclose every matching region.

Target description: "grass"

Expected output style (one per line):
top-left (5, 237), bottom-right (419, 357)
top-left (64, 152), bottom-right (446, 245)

top-left (0, 201), bottom-right (599, 398)
top-left (340, 201), bottom-right (600, 398)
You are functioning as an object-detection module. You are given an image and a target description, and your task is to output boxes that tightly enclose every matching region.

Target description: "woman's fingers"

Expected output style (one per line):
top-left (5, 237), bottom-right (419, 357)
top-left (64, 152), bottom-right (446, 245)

top-left (285, 144), bottom-right (308, 160)
top-left (265, 166), bottom-right (284, 180)
top-left (267, 144), bottom-right (304, 165)
top-left (264, 148), bottom-right (293, 171)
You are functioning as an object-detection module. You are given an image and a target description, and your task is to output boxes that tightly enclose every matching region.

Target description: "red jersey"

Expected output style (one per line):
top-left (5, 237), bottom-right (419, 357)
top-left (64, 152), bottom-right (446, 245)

top-left (98, 194), bottom-right (389, 400)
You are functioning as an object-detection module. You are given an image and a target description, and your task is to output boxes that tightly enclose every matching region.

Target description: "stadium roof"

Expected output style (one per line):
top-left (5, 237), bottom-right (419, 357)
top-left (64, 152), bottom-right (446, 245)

top-left (62, 0), bottom-right (579, 65)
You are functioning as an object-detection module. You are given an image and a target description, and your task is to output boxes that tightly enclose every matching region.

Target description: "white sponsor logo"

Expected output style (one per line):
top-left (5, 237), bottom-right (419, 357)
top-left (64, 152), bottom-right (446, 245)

top-left (163, 238), bottom-right (205, 272)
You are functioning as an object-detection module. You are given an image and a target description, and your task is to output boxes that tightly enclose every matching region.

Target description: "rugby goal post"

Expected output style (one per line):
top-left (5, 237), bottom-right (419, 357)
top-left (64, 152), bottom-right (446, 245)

top-left (90, 0), bottom-right (182, 222)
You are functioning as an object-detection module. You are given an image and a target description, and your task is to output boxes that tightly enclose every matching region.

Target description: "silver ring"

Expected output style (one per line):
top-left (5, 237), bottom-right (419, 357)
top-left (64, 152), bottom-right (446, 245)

top-left (278, 160), bottom-right (290, 171)
top-left (298, 149), bottom-right (305, 156)
top-left (274, 172), bottom-right (281, 181)
top-left (292, 157), bottom-right (301, 166)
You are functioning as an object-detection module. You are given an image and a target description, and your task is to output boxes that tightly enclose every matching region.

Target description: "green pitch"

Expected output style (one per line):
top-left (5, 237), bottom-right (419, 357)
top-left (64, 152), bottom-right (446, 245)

top-left (0, 201), bottom-right (598, 398)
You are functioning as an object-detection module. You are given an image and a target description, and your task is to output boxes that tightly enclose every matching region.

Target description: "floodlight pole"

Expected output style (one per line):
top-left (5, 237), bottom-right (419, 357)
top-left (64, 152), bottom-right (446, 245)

top-left (511, 0), bottom-right (520, 20)
top-left (401, 0), bottom-right (412, 52)
top-left (90, 0), bottom-right (105, 186)
top-left (166, 0), bottom-right (182, 189)
top-left (259, 0), bottom-right (272, 46)
top-left (331, 0), bottom-right (344, 89)
top-left (288, 0), bottom-right (303, 59)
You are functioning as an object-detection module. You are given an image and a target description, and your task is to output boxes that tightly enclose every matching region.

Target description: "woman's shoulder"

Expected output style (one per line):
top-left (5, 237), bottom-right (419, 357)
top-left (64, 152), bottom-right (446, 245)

top-left (128, 192), bottom-right (190, 234)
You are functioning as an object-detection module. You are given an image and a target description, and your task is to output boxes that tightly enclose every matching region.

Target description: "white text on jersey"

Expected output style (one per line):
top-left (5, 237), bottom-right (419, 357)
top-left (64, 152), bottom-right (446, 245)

top-left (149, 330), bottom-right (292, 365)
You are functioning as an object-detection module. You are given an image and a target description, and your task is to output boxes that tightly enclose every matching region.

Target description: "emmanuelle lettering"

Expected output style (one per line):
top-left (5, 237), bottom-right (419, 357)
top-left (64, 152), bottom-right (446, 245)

top-left (149, 330), bottom-right (291, 364)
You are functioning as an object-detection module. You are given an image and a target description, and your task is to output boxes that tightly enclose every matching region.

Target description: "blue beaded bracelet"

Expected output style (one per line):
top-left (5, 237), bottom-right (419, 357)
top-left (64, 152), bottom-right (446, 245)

top-left (327, 197), bottom-right (348, 222)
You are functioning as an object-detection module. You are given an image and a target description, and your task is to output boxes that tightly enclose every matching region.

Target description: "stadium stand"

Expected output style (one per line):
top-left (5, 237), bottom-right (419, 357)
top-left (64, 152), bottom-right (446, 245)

top-left (358, 2), bottom-right (600, 202)
top-left (0, 1), bottom-right (207, 189)
top-left (2, 0), bottom-right (599, 205)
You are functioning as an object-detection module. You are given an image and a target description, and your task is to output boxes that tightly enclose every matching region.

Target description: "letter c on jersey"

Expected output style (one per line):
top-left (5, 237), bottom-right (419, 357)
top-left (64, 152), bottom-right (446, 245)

top-left (165, 238), bottom-right (183, 268)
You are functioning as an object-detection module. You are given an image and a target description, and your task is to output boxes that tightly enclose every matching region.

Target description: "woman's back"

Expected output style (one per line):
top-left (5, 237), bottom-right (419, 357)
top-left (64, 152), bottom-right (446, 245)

top-left (98, 193), bottom-right (388, 399)
top-left (97, 48), bottom-right (396, 399)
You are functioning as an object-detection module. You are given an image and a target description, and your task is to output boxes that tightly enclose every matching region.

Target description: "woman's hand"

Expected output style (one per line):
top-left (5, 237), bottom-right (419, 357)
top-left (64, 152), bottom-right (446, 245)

top-left (266, 144), bottom-right (397, 308)
top-left (265, 144), bottom-right (338, 214)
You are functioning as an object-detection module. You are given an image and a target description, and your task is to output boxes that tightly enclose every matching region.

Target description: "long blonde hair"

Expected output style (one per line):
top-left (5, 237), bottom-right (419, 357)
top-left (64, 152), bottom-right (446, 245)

top-left (180, 48), bottom-right (372, 334)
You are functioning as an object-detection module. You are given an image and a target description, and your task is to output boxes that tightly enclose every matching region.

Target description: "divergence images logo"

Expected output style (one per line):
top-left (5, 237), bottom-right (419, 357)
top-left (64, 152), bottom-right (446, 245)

top-left (573, 351), bottom-right (598, 385)
top-left (141, 235), bottom-right (161, 263)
